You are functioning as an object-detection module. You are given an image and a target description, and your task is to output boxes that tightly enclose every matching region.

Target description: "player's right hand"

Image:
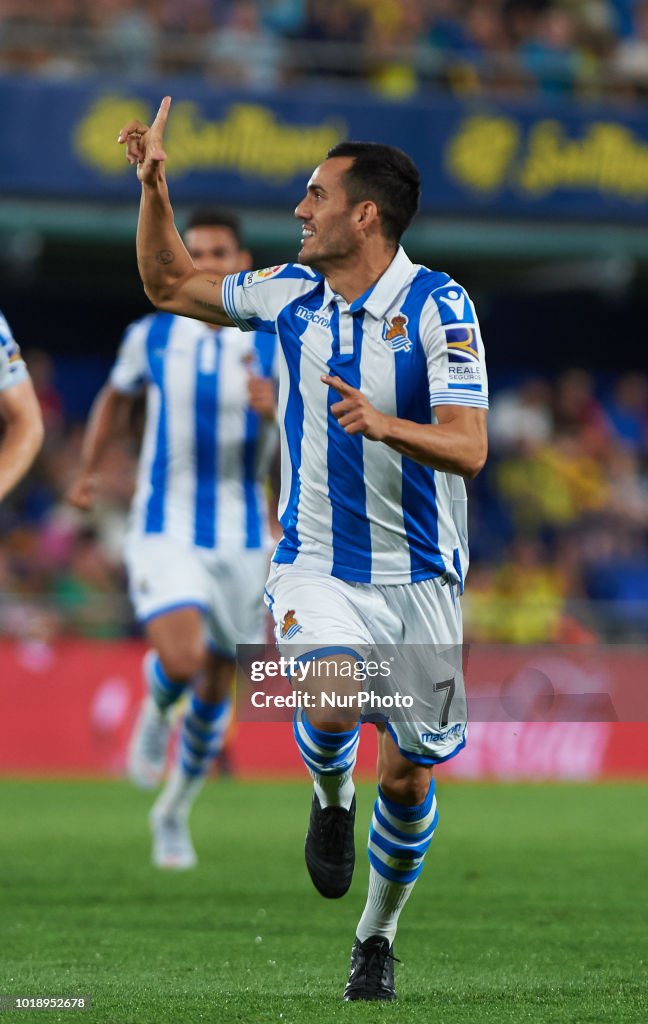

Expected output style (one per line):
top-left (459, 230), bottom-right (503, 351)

top-left (66, 473), bottom-right (97, 512)
top-left (118, 96), bottom-right (171, 186)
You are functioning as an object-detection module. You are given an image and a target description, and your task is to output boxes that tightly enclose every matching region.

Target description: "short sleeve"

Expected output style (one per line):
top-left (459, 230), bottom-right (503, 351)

top-left (222, 264), bottom-right (321, 334)
top-left (0, 312), bottom-right (29, 393)
top-left (421, 280), bottom-right (489, 411)
top-left (109, 317), bottom-right (151, 394)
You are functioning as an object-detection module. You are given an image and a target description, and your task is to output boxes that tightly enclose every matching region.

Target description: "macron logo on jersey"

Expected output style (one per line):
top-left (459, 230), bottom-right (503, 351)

top-left (295, 305), bottom-right (331, 329)
top-left (436, 287), bottom-right (467, 323)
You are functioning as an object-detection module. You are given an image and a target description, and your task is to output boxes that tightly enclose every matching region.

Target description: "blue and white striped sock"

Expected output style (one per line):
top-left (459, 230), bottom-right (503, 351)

top-left (179, 693), bottom-right (232, 779)
top-left (357, 780), bottom-right (438, 943)
top-left (293, 708), bottom-right (359, 810)
top-left (144, 650), bottom-right (188, 713)
top-left (156, 693), bottom-right (233, 817)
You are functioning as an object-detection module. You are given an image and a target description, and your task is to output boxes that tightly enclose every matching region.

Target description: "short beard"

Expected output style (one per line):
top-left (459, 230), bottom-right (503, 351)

top-left (298, 240), bottom-right (352, 274)
top-left (297, 247), bottom-right (323, 271)
top-left (296, 224), bottom-right (354, 272)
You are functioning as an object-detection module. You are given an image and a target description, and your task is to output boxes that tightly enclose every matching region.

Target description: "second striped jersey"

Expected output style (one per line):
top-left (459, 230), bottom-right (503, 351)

top-left (110, 312), bottom-right (278, 550)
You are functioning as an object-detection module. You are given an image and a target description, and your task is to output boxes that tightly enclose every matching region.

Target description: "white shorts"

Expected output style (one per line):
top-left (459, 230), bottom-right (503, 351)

top-left (125, 534), bottom-right (269, 658)
top-left (264, 563), bottom-right (466, 765)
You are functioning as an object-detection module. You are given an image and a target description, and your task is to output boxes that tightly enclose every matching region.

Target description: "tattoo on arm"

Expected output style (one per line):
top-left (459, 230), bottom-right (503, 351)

top-left (206, 279), bottom-right (218, 288)
top-left (195, 299), bottom-right (224, 315)
top-left (156, 250), bottom-right (175, 265)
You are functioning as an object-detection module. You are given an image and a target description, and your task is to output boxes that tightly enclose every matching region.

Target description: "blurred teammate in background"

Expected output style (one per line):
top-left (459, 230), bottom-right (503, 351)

top-left (0, 311), bottom-right (44, 501)
top-left (119, 99), bottom-right (487, 1000)
top-left (68, 209), bottom-right (278, 870)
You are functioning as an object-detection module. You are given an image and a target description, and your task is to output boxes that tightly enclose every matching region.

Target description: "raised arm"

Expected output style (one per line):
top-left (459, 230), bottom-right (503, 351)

top-left (118, 98), bottom-right (235, 327)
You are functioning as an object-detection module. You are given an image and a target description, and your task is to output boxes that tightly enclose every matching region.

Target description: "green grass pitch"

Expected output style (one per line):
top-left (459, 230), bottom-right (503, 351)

top-left (1, 779), bottom-right (646, 1024)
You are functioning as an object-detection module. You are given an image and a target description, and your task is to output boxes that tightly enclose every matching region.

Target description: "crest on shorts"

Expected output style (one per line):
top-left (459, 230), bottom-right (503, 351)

top-left (280, 609), bottom-right (302, 640)
top-left (382, 313), bottom-right (411, 352)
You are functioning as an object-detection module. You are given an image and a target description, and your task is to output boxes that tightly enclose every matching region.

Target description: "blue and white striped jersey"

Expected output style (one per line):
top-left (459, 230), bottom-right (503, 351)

top-left (0, 312), bottom-right (28, 393)
top-left (110, 313), bottom-right (278, 551)
top-left (222, 247), bottom-right (488, 586)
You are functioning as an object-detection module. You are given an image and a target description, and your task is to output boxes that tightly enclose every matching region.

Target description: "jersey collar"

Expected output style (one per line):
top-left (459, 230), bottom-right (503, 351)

top-left (321, 246), bottom-right (416, 319)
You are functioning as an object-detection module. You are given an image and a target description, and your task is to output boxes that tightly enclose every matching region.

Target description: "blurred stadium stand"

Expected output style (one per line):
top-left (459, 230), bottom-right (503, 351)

top-left (2, 0), bottom-right (648, 100)
top-left (0, 0), bottom-right (647, 650)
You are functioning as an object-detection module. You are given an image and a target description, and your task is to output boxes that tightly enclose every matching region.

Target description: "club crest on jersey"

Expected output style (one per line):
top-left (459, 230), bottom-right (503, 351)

top-left (244, 265), bottom-right (284, 288)
top-left (446, 327), bottom-right (479, 364)
top-left (382, 314), bottom-right (412, 352)
top-left (280, 609), bottom-right (302, 640)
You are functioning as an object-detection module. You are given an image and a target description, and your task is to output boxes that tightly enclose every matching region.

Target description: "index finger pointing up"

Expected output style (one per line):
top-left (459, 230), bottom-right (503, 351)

top-left (151, 96), bottom-right (172, 134)
top-left (145, 97), bottom-right (172, 163)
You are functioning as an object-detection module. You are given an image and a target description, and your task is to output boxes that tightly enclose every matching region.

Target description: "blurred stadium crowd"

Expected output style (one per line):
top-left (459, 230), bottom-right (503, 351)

top-left (0, 356), bottom-right (646, 645)
top-left (1, 1), bottom-right (647, 649)
top-left (1, 0), bottom-right (648, 100)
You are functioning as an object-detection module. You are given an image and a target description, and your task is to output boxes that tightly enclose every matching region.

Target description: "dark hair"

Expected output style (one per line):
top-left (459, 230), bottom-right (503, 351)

top-left (326, 141), bottom-right (421, 244)
top-left (183, 207), bottom-right (244, 247)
